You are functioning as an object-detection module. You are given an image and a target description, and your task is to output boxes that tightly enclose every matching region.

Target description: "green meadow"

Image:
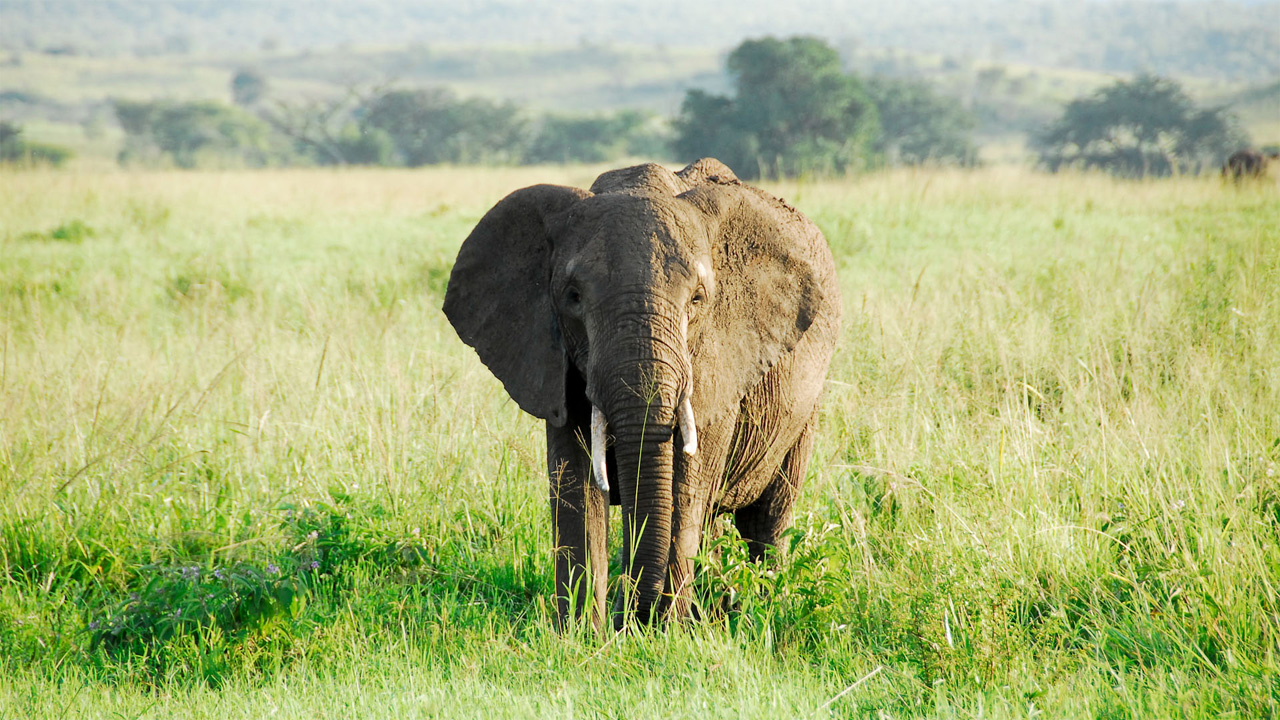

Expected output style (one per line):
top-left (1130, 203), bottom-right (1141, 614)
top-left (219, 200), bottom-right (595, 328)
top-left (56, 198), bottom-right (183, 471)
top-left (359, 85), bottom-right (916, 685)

top-left (1, 166), bottom-right (1278, 718)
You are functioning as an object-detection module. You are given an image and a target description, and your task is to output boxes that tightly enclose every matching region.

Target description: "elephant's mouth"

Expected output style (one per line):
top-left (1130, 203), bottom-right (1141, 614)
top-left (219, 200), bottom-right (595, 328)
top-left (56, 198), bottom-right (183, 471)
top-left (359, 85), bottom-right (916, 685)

top-left (589, 393), bottom-right (698, 493)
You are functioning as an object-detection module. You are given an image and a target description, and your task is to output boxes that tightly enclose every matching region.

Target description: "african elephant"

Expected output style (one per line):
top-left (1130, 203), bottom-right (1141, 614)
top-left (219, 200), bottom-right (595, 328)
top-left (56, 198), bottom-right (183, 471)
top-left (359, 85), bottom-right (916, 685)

top-left (443, 158), bottom-right (841, 629)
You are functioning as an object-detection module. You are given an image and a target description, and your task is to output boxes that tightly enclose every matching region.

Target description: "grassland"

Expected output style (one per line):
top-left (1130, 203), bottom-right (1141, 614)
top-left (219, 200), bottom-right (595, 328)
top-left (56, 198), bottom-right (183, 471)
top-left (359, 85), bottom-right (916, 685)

top-left (1, 165), bottom-right (1278, 718)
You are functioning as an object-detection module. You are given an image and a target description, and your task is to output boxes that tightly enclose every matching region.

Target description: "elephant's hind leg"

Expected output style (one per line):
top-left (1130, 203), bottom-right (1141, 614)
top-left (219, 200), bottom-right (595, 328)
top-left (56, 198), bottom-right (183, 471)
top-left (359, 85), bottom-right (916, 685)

top-left (734, 418), bottom-right (816, 562)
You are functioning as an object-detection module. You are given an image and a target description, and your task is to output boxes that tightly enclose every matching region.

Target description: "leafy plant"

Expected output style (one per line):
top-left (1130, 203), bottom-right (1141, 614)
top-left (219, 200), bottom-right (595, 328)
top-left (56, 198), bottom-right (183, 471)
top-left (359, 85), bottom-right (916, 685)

top-left (17, 219), bottom-right (96, 243)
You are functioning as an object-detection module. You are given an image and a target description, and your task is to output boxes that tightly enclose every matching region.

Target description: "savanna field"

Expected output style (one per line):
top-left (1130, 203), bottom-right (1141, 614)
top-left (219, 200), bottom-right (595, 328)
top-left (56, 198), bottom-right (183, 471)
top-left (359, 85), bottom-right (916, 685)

top-left (1, 166), bottom-right (1278, 718)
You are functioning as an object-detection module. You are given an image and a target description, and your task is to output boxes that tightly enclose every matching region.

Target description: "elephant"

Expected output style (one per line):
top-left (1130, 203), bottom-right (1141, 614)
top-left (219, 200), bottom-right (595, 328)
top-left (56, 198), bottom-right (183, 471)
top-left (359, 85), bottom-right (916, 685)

top-left (443, 158), bottom-right (841, 630)
top-left (1222, 148), bottom-right (1279, 182)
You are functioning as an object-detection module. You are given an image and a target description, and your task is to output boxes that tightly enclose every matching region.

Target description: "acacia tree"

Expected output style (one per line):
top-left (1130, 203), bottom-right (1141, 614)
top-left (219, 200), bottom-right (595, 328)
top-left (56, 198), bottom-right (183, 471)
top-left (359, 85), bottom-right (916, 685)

top-left (674, 36), bottom-right (879, 179)
top-left (1035, 74), bottom-right (1245, 178)
top-left (866, 77), bottom-right (977, 166)
top-left (256, 81), bottom-right (394, 166)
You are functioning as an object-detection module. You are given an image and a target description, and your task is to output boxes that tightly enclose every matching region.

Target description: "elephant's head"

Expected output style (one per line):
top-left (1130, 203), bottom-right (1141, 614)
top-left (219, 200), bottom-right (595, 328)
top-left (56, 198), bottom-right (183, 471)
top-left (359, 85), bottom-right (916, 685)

top-left (443, 159), bottom-right (830, 621)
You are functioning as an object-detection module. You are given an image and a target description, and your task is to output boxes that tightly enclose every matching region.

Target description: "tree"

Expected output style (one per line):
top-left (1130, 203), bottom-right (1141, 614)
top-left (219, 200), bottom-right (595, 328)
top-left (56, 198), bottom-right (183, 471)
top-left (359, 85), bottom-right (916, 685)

top-left (113, 99), bottom-right (281, 168)
top-left (674, 36), bottom-right (878, 179)
top-left (257, 82), bottom-right (386, 165)
top-left (1034, 74), bottom-right (1246, 178)
top-left (671, 90), bottom-right (756, 174)
top-left (524, 110), bottom-right (668, 165)
top-left (865, 78), bottom-right (977, 166)
top-left (363, 89), bottom-right (526, 166)
top-left (0, 121), bottom-right (71, 166)
top-left (231, 69), bottom-right (267, 107)
top-left (0, 121), bottom-right (18, 147)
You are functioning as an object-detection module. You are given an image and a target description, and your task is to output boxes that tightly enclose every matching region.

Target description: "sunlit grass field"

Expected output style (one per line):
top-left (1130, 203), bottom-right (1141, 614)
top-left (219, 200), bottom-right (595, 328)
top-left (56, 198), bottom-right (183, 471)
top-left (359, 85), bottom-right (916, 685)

top-left (1, 166), bottom-right (1278, 718)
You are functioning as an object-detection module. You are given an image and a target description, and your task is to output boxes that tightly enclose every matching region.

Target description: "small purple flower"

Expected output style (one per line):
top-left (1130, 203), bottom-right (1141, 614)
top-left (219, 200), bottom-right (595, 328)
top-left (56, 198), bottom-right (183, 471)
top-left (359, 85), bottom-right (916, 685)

top-left (89, 620), bottom-right (99, 630)
top-left (310, 560), bottom-right (320, 570)
top-left (267, 563), bottom-right (280, 575)
top-left (214, 568), bottom-right (224, 580)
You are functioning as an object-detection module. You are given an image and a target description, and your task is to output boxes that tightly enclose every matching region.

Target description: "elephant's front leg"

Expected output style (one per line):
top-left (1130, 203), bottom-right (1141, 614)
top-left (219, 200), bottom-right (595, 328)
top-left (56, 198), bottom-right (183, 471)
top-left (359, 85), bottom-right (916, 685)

top-left (547, 421), bottom-right (610, 631)
top-left (664, 418), bottom-right (732, 620)
top-left (664, 450), bottom-right (706, 620)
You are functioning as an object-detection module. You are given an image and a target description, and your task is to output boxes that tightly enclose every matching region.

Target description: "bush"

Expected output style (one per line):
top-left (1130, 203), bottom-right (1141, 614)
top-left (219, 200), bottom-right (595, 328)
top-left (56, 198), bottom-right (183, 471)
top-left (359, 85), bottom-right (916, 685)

top-left (0, 121), bottom-right (72, 167)
top-left (113, 99), bottom-right (289, 168)
top-left (525, 110), bottom-right (670, 164)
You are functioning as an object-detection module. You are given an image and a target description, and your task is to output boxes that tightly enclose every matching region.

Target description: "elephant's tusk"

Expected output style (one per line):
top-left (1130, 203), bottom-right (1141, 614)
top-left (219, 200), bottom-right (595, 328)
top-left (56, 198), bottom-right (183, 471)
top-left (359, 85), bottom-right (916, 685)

top-left (591, 406), bottom-right (609, 492)
top-left (678, 395), bottom-right (698, 456)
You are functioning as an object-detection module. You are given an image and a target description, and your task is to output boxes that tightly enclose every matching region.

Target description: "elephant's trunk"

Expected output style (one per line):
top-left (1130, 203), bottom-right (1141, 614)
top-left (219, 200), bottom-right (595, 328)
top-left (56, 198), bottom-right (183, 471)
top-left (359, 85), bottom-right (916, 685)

top-left (588, 305), bottom-right (699, 626)
top-left (610, 413), bottom-right (676, 625)
top-left (593, 346), bottom-right (689, 626)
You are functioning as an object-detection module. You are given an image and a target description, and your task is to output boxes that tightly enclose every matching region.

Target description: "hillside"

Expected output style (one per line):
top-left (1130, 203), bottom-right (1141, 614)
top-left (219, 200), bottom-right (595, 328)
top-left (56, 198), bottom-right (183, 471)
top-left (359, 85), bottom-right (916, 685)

top-left (1, 1), bottom-right (1278, 164)
top-left (2, 0), bottom-right (1278, 81)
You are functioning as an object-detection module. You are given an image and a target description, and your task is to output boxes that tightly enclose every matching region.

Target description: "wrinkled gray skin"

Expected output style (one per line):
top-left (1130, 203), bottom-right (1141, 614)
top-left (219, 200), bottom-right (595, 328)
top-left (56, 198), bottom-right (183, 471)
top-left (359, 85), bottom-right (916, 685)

top-left (444, 159), bottom-right (841, 630)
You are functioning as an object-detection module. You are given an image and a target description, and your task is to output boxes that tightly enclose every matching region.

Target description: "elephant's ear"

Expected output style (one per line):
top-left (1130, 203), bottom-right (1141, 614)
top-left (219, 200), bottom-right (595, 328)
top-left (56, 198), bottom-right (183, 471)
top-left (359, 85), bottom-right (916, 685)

top-left (443, 184), bottom-right (591, 427)
top-left (680, 181), bottom-right (836, 423)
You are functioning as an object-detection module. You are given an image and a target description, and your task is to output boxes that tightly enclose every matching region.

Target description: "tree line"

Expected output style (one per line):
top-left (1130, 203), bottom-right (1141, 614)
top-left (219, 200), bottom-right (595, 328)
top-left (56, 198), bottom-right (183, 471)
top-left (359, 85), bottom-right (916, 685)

top-left (106, 37), bottom-right (977, 176)
top-left (5, 35), bottom-right (1260, 179)
top-left (112, 89), bottom-right (670, 170)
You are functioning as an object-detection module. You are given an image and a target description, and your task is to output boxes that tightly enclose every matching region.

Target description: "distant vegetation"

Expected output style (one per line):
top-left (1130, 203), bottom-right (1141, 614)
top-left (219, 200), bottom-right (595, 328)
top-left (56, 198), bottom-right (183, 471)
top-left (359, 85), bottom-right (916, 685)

top-left (1, 2), bottom-right (1276, 172)
top-left (104, 37), bottom-right (981, 176)
top-left (672, 37), bottom-right (976, 178)
top-left (114, 99), bottom-right (281, 169)
top-left (0, 120), bottom-right (70, 166)
top-left (113, 86), bottom-right (672, 169)
top-left (1034, 74), bottom-right (1246, 178)
top-left (674, 37), bottom-right (881, 178)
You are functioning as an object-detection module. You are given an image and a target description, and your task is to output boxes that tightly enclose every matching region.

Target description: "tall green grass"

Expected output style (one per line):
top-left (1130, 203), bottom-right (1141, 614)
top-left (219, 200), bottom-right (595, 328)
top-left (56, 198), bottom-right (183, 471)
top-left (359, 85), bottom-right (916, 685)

top-left (1, 166), bottom-right (1278, 718)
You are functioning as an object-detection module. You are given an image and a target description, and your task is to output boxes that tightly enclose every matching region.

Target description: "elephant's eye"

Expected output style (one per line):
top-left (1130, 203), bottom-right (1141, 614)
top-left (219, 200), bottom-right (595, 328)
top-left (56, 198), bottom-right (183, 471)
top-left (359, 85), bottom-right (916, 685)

top-left (690, 289), bottom-right (706, 307)
top-left (565, 286), bottom-right (582, 308)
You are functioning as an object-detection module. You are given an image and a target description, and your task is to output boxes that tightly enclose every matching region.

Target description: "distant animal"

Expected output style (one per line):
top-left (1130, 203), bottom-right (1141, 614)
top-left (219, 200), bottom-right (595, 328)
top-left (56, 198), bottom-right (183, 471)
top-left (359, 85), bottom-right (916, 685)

top-left (443, 159), bottom-right (841, 630)
top-left (1222, 149), bottom-right (1280, 181)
